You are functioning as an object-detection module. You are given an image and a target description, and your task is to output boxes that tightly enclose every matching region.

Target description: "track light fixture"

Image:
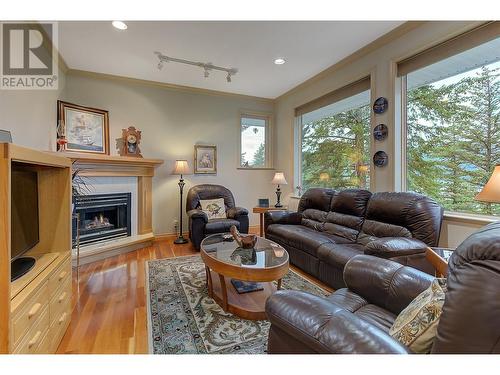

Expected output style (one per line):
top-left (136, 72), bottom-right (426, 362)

top-left (154, 51), bottom-right (237, 83)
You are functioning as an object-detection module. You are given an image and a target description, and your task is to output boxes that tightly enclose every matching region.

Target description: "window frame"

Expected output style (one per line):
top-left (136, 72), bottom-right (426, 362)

top-left (399, 27), bottom-right (500, 218)
top-left (293, 80), bottom-right (372, 194)
top-left (238, 111), bottom-right (274, 170)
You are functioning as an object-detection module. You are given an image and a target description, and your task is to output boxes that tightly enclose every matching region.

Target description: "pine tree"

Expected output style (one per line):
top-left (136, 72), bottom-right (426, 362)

top-left (252, 143), bottom-right (265, 167)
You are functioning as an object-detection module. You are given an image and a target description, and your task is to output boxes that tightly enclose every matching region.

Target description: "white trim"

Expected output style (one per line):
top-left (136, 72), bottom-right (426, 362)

top-left (443, 211), bottom-right (498, 225)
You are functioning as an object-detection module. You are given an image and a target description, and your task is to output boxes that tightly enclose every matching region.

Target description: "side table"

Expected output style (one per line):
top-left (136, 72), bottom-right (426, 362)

top-left (252, 206), bottom-right (288, 237)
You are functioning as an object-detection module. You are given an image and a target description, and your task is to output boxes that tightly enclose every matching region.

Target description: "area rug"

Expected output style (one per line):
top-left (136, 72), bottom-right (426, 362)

top-left (146, 255), bottom-right (328, 354)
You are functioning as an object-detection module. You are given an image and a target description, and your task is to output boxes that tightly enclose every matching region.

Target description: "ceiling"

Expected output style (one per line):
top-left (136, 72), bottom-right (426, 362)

top-left (58, 21), bottom-right (404, 99)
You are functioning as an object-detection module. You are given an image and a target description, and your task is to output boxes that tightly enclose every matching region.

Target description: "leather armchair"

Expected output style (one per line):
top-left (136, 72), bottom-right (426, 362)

top-left (186, 184), bottom-right (249, 250)
top-left (266, 221), bottom-right (500, 354)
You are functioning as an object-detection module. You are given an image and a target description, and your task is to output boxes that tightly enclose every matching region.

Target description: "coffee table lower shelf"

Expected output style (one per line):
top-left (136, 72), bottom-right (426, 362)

top-left (205, 268), bottom-right (280, 321)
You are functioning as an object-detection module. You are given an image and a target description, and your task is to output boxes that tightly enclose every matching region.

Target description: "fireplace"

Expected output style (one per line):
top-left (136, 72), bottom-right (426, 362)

top-left (73, 193), bottom-right (131, 246)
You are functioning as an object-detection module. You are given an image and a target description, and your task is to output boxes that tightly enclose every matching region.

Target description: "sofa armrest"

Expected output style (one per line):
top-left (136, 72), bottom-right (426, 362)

top-left (264, 211), bottom-right (302, 232)
top-left (227, 206), bottom-right (248, 219)
top-left (364, 237), bottom-right (428, 258)
top-left (187, 209), bottom-right (208, 223)
top-left (266, 290), bottom-right (409, 354)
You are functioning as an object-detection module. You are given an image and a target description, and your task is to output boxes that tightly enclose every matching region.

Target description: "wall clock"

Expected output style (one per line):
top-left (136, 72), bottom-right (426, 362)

top-left (118, 126), bottom-right (143, 157)
top-left (373, 97), bottom-right (388, 114)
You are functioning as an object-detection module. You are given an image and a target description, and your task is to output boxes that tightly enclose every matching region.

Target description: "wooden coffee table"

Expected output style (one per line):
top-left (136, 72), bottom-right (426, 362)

top-left (200, 233), bottom-right (289, 320)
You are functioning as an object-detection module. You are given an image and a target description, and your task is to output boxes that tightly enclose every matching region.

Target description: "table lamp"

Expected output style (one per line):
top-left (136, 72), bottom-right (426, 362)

top-left (172, 160), bottom-right (191, 244)
top-left (475, 165), bottom-right (500, 203)
top-left (271, 172), bottom-right (287, 208)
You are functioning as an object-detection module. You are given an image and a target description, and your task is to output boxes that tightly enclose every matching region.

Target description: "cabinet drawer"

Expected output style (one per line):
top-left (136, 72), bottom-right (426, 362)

top-left (49, 306), bottom-right (71, 352)
top-left (50, 279), bottom-right (71, 327)
top-left (11, 281), bottom-right (49, 347)
top-left (13, 308), bottom-right (50, 354)
top-left (48, 257), bottom-right (71, 295)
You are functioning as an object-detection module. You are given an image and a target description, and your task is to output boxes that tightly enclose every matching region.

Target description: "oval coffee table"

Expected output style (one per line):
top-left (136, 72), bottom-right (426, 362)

top-left (200, 233), bottom-right (289, 320)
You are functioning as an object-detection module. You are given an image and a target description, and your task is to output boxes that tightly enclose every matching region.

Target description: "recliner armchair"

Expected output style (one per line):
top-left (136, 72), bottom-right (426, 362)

top-left (186, 184), bottom-right (249, 250)
top-left (265, 221), bottom-right (500, 354)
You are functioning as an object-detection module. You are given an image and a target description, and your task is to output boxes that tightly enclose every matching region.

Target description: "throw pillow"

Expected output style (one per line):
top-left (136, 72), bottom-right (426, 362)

top-left (389, 278), bottom-right (447, 354)
top-left (200, 198), bottom-right (226, 220)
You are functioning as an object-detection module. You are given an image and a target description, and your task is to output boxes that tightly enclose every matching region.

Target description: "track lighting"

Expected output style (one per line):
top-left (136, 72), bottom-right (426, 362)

top-left (154, 51), bottom-right (237, 82)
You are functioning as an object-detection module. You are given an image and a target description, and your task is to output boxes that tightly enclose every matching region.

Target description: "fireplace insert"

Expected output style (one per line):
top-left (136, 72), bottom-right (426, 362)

top-left (73, 193), bottom-right (131, 246)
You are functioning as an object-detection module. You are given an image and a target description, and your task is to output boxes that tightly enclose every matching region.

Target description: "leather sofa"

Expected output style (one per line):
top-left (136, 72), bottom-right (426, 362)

top-left (264, 188), bottom-right (443, 289)
top-left (186, 184), bottom-right (249, 250)
top-left (265, 222), bottom-right (500, 354)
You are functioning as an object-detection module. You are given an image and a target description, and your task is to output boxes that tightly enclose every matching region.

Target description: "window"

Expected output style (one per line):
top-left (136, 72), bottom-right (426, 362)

top-left (402, 27), bottom-right (500, 216)
top-left (295, 79), bottom-right (371, 192)
top-left (239, 113), bottom-right (272, 169)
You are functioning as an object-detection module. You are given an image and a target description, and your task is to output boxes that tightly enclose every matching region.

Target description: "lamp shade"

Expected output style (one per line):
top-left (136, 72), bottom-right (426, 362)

top-left (475, 165), bottom-right (500, 203)
top-left (271, 172), bottom-right (288, 185)
top-left (172, 160), bottom-right (191, 175)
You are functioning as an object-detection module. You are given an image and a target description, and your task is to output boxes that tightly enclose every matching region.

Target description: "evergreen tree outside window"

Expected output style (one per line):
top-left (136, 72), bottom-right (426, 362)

top-left (405, 36), bottom-right (500, 216)
top-left (298, 89), bottom-right (371, 191)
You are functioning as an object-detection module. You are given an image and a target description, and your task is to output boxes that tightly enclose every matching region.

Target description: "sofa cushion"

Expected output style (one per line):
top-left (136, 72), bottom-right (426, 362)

top-left (204, 218), bottom-right (240, 234)
top-left (357, 219), bottom-right (413, 245)
top-left (266, 224), bottom-right (341, 256)
top-left (301, 208), bottom-right (327, 231)
top-left (327, 288), bottom-right (369, 312)
top-left (317, 242), bottom-right (365, 268)
top-left (355, 304), bottom-right (397, 332)
top-left (330, 188), bottom-right (372, 217)
top-left (326, 288), bottom-right (396, 332)
top-left (364, 192), bottom-right (443, 246)
top-left (200, 198), bottom-right (227, 220)
top-left (297, 188), bottom-right (335, 213)
top-left (324, 212), bottom-right (363, 242)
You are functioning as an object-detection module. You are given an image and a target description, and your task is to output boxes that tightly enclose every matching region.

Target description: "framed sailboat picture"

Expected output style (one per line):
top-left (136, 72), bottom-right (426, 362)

top-left (57, 101), bottom-right (110, 154)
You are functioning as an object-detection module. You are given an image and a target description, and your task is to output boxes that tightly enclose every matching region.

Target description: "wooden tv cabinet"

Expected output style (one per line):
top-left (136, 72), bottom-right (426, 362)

top-left (0, 144), bottom-right (72, 353)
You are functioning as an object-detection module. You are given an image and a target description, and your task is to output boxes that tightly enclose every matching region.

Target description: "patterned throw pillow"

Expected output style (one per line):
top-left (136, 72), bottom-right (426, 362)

top-left (200, 198), bottom-right (226, 220)
top-left (389, 278), bottom-right (447, 354)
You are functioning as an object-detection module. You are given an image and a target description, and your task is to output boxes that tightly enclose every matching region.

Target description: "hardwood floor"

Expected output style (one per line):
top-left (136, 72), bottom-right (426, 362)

top-left (56, 233), bottom-right (332, 354)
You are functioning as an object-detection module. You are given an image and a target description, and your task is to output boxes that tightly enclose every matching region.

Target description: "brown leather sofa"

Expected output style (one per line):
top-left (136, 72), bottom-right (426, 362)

top-left (265, 222), bottom-right (500, 353)
top-left (186, 184), bottom-right (249, 250)
top-left (264, 188), bottom-right (443, 289)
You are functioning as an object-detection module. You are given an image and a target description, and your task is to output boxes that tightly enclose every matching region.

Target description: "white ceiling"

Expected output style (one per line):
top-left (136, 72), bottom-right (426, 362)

top-left (58, 21), bottom-right (404, 99)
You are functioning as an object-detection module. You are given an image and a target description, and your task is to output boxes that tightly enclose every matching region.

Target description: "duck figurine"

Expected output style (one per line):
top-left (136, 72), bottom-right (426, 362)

top-left (230, 225), bottom-right (257, 249)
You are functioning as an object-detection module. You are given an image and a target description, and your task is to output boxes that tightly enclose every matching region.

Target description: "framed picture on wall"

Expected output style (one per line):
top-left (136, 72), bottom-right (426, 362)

top-left (57, 100), bottom-right (110, 154)
top-left (194, 145), bottom-right (217, 174)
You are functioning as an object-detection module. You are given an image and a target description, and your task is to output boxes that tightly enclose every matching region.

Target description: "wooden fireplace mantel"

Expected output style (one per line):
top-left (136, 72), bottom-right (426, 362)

top-left (47, 152), bottom-right (164, 263)
top-left (51, 152), bottom-right (164, 177)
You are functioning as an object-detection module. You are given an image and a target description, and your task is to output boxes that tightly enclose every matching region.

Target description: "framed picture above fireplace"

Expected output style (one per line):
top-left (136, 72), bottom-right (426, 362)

top-left (57, 100), bottom-right (110, 155)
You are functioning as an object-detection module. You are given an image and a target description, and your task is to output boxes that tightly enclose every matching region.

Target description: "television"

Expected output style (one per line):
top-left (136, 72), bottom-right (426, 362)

top-left (10, 164), bottom-right (39, 281)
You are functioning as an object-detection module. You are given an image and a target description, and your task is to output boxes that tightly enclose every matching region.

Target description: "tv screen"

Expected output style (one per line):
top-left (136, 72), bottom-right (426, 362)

top-left (11, 165), bottom-right (39, 260)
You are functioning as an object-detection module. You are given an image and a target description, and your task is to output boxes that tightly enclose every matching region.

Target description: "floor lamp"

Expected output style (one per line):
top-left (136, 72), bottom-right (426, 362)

top-left (172, 160), bottom-right (191, 244)
top-left (475, 165), bottom-right (500, 205)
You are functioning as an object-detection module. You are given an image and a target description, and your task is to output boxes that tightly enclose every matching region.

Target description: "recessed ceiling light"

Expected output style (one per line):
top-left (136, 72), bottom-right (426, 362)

top-left (274, 58), bottom-right (286, 65)
top-left (112, 21), bottom-right (128, 30)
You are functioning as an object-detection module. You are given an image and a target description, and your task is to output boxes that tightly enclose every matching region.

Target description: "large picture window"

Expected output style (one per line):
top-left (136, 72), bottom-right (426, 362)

top-left (296, 79), bottom-right (371, 192)
top-left (403, 31), bottom-right (500, 216)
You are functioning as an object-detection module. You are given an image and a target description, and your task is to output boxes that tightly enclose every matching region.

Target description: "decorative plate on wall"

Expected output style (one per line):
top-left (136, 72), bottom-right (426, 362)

top-left (373, 151), bottom-right (389, 167)
top-left (373, 97), bottom-right (388, 114)
top-left (373, 124), bottom-right (388, 141)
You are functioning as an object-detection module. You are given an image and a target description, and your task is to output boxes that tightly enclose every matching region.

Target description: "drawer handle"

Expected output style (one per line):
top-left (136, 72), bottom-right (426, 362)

top-left (28, 330), bottom-right (42, 348)
top-left (58, 271), bottom-right (68, 281)
top-left (58, 292), bottom-right (67, 303)
top-left (58, 312), bottom-right (67, 325)
top-left (28, 303), bottom-right (42, 319)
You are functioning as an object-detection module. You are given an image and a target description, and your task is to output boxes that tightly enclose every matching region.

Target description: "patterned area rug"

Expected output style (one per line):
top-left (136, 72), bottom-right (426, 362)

top-left (146, 255), bottom-right (327, 354)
